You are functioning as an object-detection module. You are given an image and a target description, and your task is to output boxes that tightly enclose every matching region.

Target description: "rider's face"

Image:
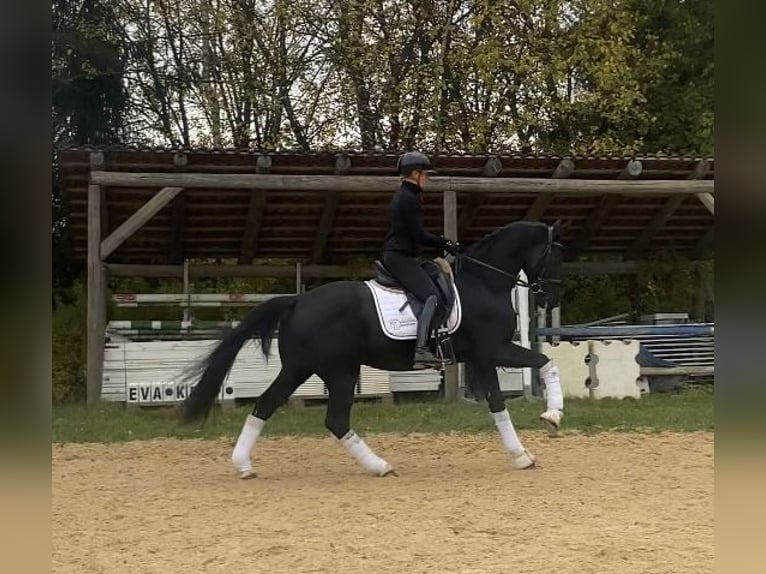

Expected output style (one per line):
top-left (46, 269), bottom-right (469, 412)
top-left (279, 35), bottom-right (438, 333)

top-left (416, 170), bottom-right (429, 189)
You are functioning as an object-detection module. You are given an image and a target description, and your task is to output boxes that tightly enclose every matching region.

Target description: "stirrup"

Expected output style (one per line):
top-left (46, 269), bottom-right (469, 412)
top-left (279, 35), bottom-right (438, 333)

top-left (413, 348), bottom-right (441, 369)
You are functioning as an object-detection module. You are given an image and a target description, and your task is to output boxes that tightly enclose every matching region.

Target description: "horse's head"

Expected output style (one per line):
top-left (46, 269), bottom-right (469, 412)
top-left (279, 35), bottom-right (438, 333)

top-left (523, 220), bottom-right (563, 310)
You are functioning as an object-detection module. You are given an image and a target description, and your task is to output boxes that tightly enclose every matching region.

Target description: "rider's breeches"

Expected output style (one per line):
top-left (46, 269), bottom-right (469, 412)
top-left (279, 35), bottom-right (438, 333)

top-left (382, 251), bottom-right (439, 303)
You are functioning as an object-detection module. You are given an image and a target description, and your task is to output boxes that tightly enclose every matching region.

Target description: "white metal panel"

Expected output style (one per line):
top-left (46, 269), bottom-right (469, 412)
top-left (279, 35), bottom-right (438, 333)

top-left (103, 339), bottom-right (393, 403)
top-left (389, 370), bottom-right (442, 392)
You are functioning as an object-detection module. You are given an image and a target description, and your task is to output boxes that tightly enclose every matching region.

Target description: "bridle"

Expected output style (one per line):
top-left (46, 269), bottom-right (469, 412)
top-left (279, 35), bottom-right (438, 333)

top-left (454, 226), bottom-right (563, 295)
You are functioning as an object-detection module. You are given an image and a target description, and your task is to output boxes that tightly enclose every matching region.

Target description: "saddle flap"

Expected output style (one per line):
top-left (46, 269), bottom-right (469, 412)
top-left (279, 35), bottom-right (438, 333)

top-left (373, 258), bottom-right (457, 326)
top-left (374, 260), bottom-right (400, 288)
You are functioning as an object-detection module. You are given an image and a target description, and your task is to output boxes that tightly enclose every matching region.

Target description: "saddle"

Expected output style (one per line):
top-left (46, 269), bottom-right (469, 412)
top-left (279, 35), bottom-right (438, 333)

top-left (373, 257), bottom-right (457, 331)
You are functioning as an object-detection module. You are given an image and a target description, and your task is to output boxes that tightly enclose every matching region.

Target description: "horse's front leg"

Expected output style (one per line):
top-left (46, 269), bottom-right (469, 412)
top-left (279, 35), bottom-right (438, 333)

top-left (471, 362), bottom-right (536, 470)
top-left (494, 342), bottom-right (564, 435)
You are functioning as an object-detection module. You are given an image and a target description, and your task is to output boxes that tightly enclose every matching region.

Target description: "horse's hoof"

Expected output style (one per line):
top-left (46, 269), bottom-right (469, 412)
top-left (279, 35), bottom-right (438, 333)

top-left (540, 410), bottom-right (563, 437)
top-left (239, 470), bottom-right (257, 480)
top-left (379, 467), bottom-right (398, 477)
top-left (510, 449), bottom-right (536, 470)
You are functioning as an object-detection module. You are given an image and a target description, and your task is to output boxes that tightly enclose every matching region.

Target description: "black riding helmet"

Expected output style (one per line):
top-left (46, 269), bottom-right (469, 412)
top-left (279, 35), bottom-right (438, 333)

top-left (397, 151), bottom-right (437, 176)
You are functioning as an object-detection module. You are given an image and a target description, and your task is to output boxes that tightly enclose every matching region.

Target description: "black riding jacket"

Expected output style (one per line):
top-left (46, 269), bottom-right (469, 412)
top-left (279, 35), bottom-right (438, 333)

top-left (383, 180), bottom-right (446, 256)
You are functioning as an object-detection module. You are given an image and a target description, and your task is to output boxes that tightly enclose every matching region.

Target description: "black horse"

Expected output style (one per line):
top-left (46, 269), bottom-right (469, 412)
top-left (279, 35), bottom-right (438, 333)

top-left (181, 220), bottom-right (565, 478)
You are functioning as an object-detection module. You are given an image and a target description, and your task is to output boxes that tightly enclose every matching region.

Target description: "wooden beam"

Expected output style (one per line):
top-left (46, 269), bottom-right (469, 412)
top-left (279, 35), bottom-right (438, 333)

top-left (90, 171), bottom-right (714, 195)
top-left (311, 154), bottom-right (350, 263)
top-left (105, 260), bottom-right (643, 279)
top-left (696, 192), bottom-right (714, 214)
top-left (458, 194), bottom-right (485, 236)
top-left (481, 155), bottom-right (503, 177)
top-left (443, 187), bottom-right (460, 402)
top-left (566, 195), bottom-right (622, 260)
top-left (685, 160), bottom-right (715, 216)
top-left (169, 191), bottom-right (186, 263)
top-left (640, 366), bottom-right (714, 377)
top-left (618, 159), bottom-right (643, 179)
top-left (691, 228), bottom-right (714, 260)
top-left (239, 190), bottom-right (266, 264)
top-left (552, 158), bottom-right (575, 179)
top-left (524, 159), bottom-right (574, 221)
top-left (256, 154), bottom-right (272, 174)
top-left (625, 195), bottom-right (686, 260)
top-left (689, 160), bottom-right (711, 180)
top-left (456, 157), bottom-right (504, 235)
top-left (523, 194), bottom-right (554, 221)
top-left (86, 184), bottom-right (106, 405)
top-left (100, 186), bottom-right (183, 260)
top-left (173, 152), bottom-right (188, 168)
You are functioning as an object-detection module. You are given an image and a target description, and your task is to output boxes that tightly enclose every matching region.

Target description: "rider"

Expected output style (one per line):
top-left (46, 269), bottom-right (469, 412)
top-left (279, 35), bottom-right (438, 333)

top-left (382, 151), bottom-right (458, 368)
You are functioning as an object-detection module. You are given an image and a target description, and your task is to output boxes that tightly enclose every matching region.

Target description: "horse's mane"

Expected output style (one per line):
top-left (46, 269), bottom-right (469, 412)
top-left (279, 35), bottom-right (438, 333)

top-left (467, 220), bottom-right (546, 257)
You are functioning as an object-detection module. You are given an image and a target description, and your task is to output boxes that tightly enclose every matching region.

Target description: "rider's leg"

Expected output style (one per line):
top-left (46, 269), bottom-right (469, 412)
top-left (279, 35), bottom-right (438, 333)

top-left (382, 251), bottom-right (442, 366)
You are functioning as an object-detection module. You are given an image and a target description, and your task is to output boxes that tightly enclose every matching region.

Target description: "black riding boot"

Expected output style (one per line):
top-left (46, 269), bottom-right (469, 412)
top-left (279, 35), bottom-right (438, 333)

top-left (413, 295), bottom-right (441, 368)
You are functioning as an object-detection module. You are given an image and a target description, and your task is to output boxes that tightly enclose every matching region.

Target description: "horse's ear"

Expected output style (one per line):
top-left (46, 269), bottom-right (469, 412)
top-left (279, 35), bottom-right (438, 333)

top-left (551, 219), bottom-right (562, 238)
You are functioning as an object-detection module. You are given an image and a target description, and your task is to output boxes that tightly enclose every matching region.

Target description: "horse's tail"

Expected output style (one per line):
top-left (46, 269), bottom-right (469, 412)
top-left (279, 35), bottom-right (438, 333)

top-left (180, 295), bottom-right (298, 425)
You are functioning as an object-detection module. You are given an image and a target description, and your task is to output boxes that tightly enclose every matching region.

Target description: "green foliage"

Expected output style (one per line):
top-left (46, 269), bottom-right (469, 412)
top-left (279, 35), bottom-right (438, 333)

top-left (561, 273), bottom-right (635, 325)
top-left (52, 282), bottom-right (88, 403)
top-left (75, 0), bottom-right (712, 155)
top-left (52, 386), bottom-right (713, 444)
top-left (561, 255), bottom-right (714, 324)
top-left (52, 0), bottom-right (128, 144)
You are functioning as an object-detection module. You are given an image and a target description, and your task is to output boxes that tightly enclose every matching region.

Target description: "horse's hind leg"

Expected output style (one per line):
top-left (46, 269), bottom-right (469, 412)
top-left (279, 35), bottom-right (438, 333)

top-left (231, 367), bottom-right (310, 479)
top-left (322, 369), bottom-right (395, 477)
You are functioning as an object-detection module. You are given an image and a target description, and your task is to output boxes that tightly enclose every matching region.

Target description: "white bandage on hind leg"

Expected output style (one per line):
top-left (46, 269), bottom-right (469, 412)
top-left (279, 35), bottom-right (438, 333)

top-left (340, 431), bottom-right (393, 476)
top-left (540, 360), bottom-right (564, 411)
top-left (231, 414), bottom-right (265, 474)
top-left (492, 409), bottom-right (524, 455)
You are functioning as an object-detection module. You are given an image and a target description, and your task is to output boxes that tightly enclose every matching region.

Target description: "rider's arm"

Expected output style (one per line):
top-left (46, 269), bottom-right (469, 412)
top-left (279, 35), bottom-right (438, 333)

top-left (400, 191), bottom-right (446, 249)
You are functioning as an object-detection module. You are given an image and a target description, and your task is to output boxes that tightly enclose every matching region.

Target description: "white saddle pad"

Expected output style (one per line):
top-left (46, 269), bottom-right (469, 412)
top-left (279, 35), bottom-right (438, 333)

top-left (364, 280), bottom-right (462, 341)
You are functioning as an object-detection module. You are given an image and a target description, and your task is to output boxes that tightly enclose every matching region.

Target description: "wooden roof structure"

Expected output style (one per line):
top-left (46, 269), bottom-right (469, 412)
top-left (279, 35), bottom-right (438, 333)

top-left (59, 145), bottom-right (714, 405)
top-left (59, 146), bottom-right (714, 268)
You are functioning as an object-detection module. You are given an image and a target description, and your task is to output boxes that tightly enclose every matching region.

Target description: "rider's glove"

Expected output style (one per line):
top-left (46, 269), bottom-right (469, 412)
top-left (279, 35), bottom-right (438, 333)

top-left (443, 239), bottom-right (459, 255)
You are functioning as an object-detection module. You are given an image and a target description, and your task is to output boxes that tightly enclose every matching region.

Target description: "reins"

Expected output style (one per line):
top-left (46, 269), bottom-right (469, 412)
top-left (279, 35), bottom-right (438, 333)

top-left (453, 226), bottom-right (562, 295)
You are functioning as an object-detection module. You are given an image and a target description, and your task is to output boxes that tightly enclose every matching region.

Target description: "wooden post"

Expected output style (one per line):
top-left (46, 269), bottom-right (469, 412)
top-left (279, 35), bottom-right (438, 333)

top-left (443, 186), bottom-right (460, 401)
top-left (551, 306), bottom-right (561, 344)
top-left (87, 184), bottom-right (107, 405)
top-left (295, 261), bottom-right (303, 294)
top-left (182, 259), bottom-right (191, 322)
top-left (537, 307), bottom-right (547, 344)
top-left (693, 263), bottom-right (707, 321)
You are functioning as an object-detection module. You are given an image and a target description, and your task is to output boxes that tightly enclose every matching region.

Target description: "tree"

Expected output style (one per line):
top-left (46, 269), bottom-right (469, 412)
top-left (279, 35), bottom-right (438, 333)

top-left (52, 0), bottom-right (129, 290)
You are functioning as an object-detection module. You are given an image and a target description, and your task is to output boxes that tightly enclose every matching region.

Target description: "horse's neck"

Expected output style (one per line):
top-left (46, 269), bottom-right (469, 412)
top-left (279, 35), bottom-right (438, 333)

top-left (456, 251), bottom-right (523, 293)
top-left (458, 227), bottom-right (531, 291)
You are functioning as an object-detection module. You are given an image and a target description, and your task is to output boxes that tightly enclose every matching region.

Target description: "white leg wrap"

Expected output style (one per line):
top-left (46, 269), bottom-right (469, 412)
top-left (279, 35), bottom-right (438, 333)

top-left (492, 409), bottom-right (524, 454)
top-left (492, 409), bottom-right (535, 469)
top-left (540, 361), bottom-right (564, 411)
top-left (231, 414), bottom-right (265, 478)
top-left (340, 431), bottom-right (394, 476)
